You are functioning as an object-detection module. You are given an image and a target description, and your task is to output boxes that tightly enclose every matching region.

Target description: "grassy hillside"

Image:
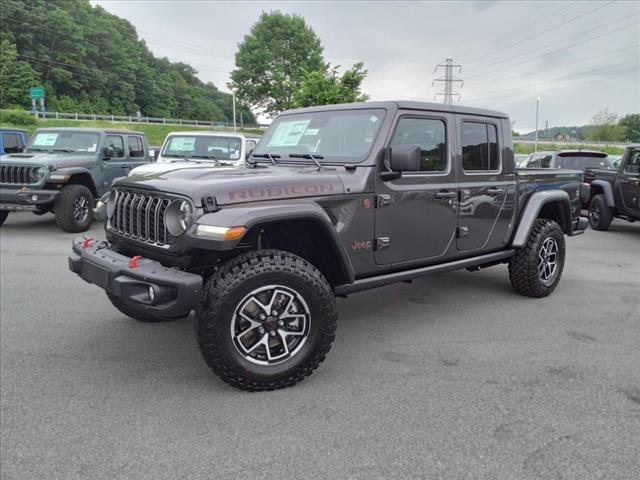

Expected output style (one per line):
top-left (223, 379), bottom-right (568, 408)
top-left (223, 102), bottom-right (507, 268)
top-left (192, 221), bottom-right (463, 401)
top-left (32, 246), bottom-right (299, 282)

top-left (0, 118), bottom-right (262, 145)
top-left (513, 142), bottom-right (624, 155)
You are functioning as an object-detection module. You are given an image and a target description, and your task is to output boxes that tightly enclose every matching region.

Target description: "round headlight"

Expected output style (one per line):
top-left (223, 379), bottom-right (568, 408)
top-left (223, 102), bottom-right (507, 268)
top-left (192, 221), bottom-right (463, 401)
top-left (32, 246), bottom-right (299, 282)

top-left (31, 166), bottom-right (48, 182)
top-left (106, 190), bottom-right (118, 219)
top-left (165, 199), bottom-right (193, 236)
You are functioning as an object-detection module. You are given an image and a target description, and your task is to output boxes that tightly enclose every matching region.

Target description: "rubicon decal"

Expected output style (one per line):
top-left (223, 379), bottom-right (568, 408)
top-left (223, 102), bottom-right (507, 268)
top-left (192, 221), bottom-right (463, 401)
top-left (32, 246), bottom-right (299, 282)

top-left (228, 183), bottom-right (336, 201)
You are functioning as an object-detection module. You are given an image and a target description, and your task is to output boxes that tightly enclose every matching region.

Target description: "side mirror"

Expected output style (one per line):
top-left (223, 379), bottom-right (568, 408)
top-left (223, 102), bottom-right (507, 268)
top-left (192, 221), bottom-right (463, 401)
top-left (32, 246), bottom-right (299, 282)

top-left (102, 146), bottom-right (114, 159)
top-left (390, 144), bottom-right (421, 172)
top-left (245, 147), bottom-right (254, 160)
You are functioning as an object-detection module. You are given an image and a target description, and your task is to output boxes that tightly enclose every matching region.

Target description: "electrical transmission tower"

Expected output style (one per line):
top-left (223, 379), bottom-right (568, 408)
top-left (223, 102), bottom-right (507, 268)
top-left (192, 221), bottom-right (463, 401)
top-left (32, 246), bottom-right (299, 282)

top-left (433, 59), bottom-right (463, 104)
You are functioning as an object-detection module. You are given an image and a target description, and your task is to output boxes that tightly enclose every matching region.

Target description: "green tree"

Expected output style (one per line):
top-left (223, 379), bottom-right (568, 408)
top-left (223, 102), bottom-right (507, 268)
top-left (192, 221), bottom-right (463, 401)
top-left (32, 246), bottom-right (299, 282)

top-left (585, 108), bottom-right (625, 142)
top-left (293, 63), bottom-right (369, 108)
top-left (0, 40), bottom-right (39, 108)
top-left (619, 113), bottom-right (640, 142)
top-left (0, 0), bottom-right (255, 124)
top-left (229, 11), bottom-right (325, 115)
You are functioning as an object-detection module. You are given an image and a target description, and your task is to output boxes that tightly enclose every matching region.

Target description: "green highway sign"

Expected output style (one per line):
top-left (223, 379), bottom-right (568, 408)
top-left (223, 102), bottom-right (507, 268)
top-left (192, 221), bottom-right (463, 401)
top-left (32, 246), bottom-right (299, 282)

top-left (29, 86), bottom-right (45, 98)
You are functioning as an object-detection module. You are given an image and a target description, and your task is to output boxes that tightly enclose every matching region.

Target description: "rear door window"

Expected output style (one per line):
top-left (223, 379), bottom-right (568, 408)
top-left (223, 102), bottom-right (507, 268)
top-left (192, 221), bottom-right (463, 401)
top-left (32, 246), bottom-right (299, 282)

top-left (625, 150), bottom-right (640, 174)
top-left (127, 136), bottom-right (145, 158)
top-left (460, 122), bottom-right (499, 172)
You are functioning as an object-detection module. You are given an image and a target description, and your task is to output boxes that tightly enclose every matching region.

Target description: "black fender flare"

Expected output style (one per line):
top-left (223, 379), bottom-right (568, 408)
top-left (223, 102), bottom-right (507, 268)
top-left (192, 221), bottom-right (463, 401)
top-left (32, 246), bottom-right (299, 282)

top-left (590, 180), bottom-right (615, 208)
top-left (49, 167), bottom-right (98, 195)
top-left (510, 190), bottom-right (571, 247)
top-left (189, 201), bottom-right (356, 283)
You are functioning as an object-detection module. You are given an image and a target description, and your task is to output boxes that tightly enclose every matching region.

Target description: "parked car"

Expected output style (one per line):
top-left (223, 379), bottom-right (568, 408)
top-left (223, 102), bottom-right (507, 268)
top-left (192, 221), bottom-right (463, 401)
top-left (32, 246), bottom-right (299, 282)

top-left (514, 153), bottom-right (529, 167)
top-left (0, 128), bottom-right (29, 156)
top-left (69, 101), bottom-right (588, 391)
top-left (585, 144), bottom-right (640, 230)
top-left (130, 132), bottom-right (260, 176)
top-left (0, 128), bottom-right (151, 231)
top-left (520, 150), bottom-right (613, 172)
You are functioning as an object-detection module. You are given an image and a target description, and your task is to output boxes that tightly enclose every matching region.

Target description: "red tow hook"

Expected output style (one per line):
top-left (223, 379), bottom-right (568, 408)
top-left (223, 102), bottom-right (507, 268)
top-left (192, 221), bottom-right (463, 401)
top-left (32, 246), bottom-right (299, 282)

top-left (129, 255), bottom-right (143, 269)
top-left (82, 236), bottom-right (94, 249)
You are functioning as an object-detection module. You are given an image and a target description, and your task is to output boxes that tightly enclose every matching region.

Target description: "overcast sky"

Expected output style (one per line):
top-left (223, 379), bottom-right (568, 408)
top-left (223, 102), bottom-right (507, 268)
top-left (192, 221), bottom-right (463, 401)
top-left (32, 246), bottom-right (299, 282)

top-left (92, 0), bottom-right (639, 131)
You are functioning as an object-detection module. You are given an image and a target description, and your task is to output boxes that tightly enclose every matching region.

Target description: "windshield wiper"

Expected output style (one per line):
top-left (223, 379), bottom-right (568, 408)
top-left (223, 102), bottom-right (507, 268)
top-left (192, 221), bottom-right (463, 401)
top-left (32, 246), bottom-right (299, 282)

top-left (162, 153), bottom-right (188, 158)
top-left (251, 153), bottom-right (281, 165)
top-left (189, 155), bottom-right (216, 160)
top-left (289, 153), bottom-right (324, 169)
top-left (53, 148), bottom-right (74, 153)
top-left (27, 148), bottom-right (50, 152)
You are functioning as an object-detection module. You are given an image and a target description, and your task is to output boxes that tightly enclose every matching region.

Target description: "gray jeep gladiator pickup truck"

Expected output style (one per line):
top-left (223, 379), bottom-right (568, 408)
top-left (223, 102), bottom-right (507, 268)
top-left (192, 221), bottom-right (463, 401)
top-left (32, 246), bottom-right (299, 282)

top-left (0, 127), bottom-right (150, 231)
top-left (69, 101), bottom-right (589, 391)
top-left (585, 144), bottom-right (640, 230)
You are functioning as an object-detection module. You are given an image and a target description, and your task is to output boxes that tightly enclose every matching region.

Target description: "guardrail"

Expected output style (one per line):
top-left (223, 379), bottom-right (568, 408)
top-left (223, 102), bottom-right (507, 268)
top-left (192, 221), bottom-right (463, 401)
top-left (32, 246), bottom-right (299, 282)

top-left (515, 139), bottom-right (630, 147)
top-left (27, 111), bottom-right (264, 129)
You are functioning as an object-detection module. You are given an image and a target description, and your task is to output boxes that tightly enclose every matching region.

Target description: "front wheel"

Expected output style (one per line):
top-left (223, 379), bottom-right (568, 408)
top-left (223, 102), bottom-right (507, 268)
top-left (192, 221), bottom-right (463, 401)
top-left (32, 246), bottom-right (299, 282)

top-left (509, 219), bottom-right (565, 298)
top-left (195, 250), bottom-right (337, 391)
top-left (54, 184), bottom-right (94, 232)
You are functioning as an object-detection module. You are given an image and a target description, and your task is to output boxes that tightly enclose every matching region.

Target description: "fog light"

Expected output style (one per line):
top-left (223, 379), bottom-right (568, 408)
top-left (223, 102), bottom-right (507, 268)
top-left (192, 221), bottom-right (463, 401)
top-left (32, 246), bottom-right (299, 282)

top-left (31, 195), bottom-right (38, 202)
top-left (148, 286), bottom-right (156, 302)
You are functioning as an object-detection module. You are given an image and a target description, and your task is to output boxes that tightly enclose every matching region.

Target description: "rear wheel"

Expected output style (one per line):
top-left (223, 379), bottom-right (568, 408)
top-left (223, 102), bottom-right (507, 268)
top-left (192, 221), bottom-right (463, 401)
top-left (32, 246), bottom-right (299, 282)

top-left (0, 210), bottom-right (8, 226)
top-left (509, 219), bottom-right (565, 298)
top-left (195, 249), bottom-right (337, 391)
top-left (55, 184), bottom-right (94, 232)
top-left (588, 194), bottom-right (613, 231)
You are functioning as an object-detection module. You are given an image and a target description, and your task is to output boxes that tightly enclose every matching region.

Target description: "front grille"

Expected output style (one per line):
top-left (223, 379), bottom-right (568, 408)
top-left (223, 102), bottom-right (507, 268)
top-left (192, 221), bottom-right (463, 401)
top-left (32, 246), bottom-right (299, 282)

top-left (0, 165), bottom-right (39, 185)
top-left (109, 188), bottom-right (174, 247)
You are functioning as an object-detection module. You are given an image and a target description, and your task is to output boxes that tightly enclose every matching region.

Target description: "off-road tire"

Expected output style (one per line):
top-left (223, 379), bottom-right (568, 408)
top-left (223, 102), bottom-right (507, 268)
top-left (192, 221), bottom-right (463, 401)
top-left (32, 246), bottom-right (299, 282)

top-left (0, 210), bottom-right (8, 226)
top-left (54, 184), bottom-right (94, 233)
top-left (195, 249), bottom-right (337, 392)
top-left (509, 219), bottom-right (565, 298)
top-left (106, 293), bottom-right (174, 323)
top-left (588, 194), bottom-right (613, 231)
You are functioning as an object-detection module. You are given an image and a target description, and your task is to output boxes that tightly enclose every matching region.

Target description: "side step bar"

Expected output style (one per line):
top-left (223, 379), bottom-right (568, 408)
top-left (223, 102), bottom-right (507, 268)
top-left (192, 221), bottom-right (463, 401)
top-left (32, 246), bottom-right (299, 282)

top-left (334, 250), bottom-right (515, 296)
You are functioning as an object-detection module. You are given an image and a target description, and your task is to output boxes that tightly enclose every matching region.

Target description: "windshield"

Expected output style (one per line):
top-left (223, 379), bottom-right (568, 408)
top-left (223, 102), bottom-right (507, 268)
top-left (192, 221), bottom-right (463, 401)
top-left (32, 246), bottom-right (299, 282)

top-left (252, 109), bottom-right (386, 163)
top-left (556, 154), bottom-right (611, 171)
top-left (27, 131), bottom-right (100, 153)
top-left (161, 135), bottom-right (242, 161)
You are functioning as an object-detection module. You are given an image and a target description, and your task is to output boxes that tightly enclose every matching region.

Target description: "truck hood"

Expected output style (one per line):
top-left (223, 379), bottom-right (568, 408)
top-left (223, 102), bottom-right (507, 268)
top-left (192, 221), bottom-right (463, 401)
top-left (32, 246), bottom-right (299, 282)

top-left (119, 164), bottom-right (346, 205)
top-left (0, 152), bottom-right (97, 169)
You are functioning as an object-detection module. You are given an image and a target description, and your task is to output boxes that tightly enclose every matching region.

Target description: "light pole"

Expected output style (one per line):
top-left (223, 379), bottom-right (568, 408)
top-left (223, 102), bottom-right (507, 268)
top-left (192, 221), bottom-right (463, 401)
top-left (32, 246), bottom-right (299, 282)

top-left (232, 92), bottom-right (237, 132)
top-left (534, 97), bottom-right (540, 153)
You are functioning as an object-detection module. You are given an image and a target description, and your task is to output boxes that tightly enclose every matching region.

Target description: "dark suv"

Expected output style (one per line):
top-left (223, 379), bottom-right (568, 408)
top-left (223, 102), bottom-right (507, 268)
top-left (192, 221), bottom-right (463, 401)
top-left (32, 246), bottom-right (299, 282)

top-left (69, 101), bottom-right (589, 391)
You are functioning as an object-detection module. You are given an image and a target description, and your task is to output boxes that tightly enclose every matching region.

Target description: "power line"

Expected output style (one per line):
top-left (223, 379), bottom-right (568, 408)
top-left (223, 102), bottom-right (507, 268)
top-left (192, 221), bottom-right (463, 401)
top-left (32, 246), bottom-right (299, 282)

top-left (465, 59), bottom-right (638, 100)
top-left (467, 70), bottom-right (638, 105)
top-left (469, 45), bottom-right (638, 88)
top-left (463, 0), bottom-right (617, 66)
top-left (455, 1), bottom-right (579, 61)
top-left (465, 16), bottom-right (640, 81)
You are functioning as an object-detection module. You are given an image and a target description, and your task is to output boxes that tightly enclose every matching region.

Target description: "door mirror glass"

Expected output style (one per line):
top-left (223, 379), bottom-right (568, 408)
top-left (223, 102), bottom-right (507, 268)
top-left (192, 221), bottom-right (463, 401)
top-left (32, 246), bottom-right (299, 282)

top-left (390, 144), bottom-right (421, 172)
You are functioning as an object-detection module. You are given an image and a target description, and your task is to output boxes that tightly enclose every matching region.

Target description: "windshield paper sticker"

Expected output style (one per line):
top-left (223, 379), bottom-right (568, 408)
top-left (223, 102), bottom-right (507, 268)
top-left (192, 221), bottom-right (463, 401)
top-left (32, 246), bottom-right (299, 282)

top-left (32, 133), bottom-right (58, 147)
top-left (267, 120), bottom-right (311, 147)
top-left (169, 137), bottom-right (196, 151)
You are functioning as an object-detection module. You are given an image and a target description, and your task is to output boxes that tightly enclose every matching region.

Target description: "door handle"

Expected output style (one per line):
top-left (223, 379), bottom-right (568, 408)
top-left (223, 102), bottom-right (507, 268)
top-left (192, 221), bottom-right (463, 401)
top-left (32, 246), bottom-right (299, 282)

top-left (486, 187), bottom-right (504, 195)
top-left (120, 164), bottom-right (131, 169)
top-left (434, 190), bottom-right (456, 200)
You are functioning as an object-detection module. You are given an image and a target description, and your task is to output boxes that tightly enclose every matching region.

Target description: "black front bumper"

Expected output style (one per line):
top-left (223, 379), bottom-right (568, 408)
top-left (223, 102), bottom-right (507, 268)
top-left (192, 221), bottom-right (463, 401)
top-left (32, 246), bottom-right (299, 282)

top-left (68, 238), bottom-right (203, 319)
top-left (0, 187), bottom-right (59, 211)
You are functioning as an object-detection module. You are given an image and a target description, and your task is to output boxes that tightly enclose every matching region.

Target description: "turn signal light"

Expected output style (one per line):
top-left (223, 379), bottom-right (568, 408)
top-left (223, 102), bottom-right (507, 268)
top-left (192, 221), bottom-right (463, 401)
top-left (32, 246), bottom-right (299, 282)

top-left (194, 225), bottom-right (246, 240)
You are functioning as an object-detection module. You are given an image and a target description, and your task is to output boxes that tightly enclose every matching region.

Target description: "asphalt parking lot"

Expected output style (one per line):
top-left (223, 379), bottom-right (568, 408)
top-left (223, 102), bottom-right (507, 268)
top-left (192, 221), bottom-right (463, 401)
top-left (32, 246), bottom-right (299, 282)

top-left (1, 212), bottom-right (638, 479)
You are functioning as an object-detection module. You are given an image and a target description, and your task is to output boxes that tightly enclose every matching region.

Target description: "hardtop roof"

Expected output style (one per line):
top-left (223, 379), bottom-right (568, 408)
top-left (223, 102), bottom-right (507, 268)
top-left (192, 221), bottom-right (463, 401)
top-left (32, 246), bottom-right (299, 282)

top-left (281, 100), bottom-right (508, 119)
